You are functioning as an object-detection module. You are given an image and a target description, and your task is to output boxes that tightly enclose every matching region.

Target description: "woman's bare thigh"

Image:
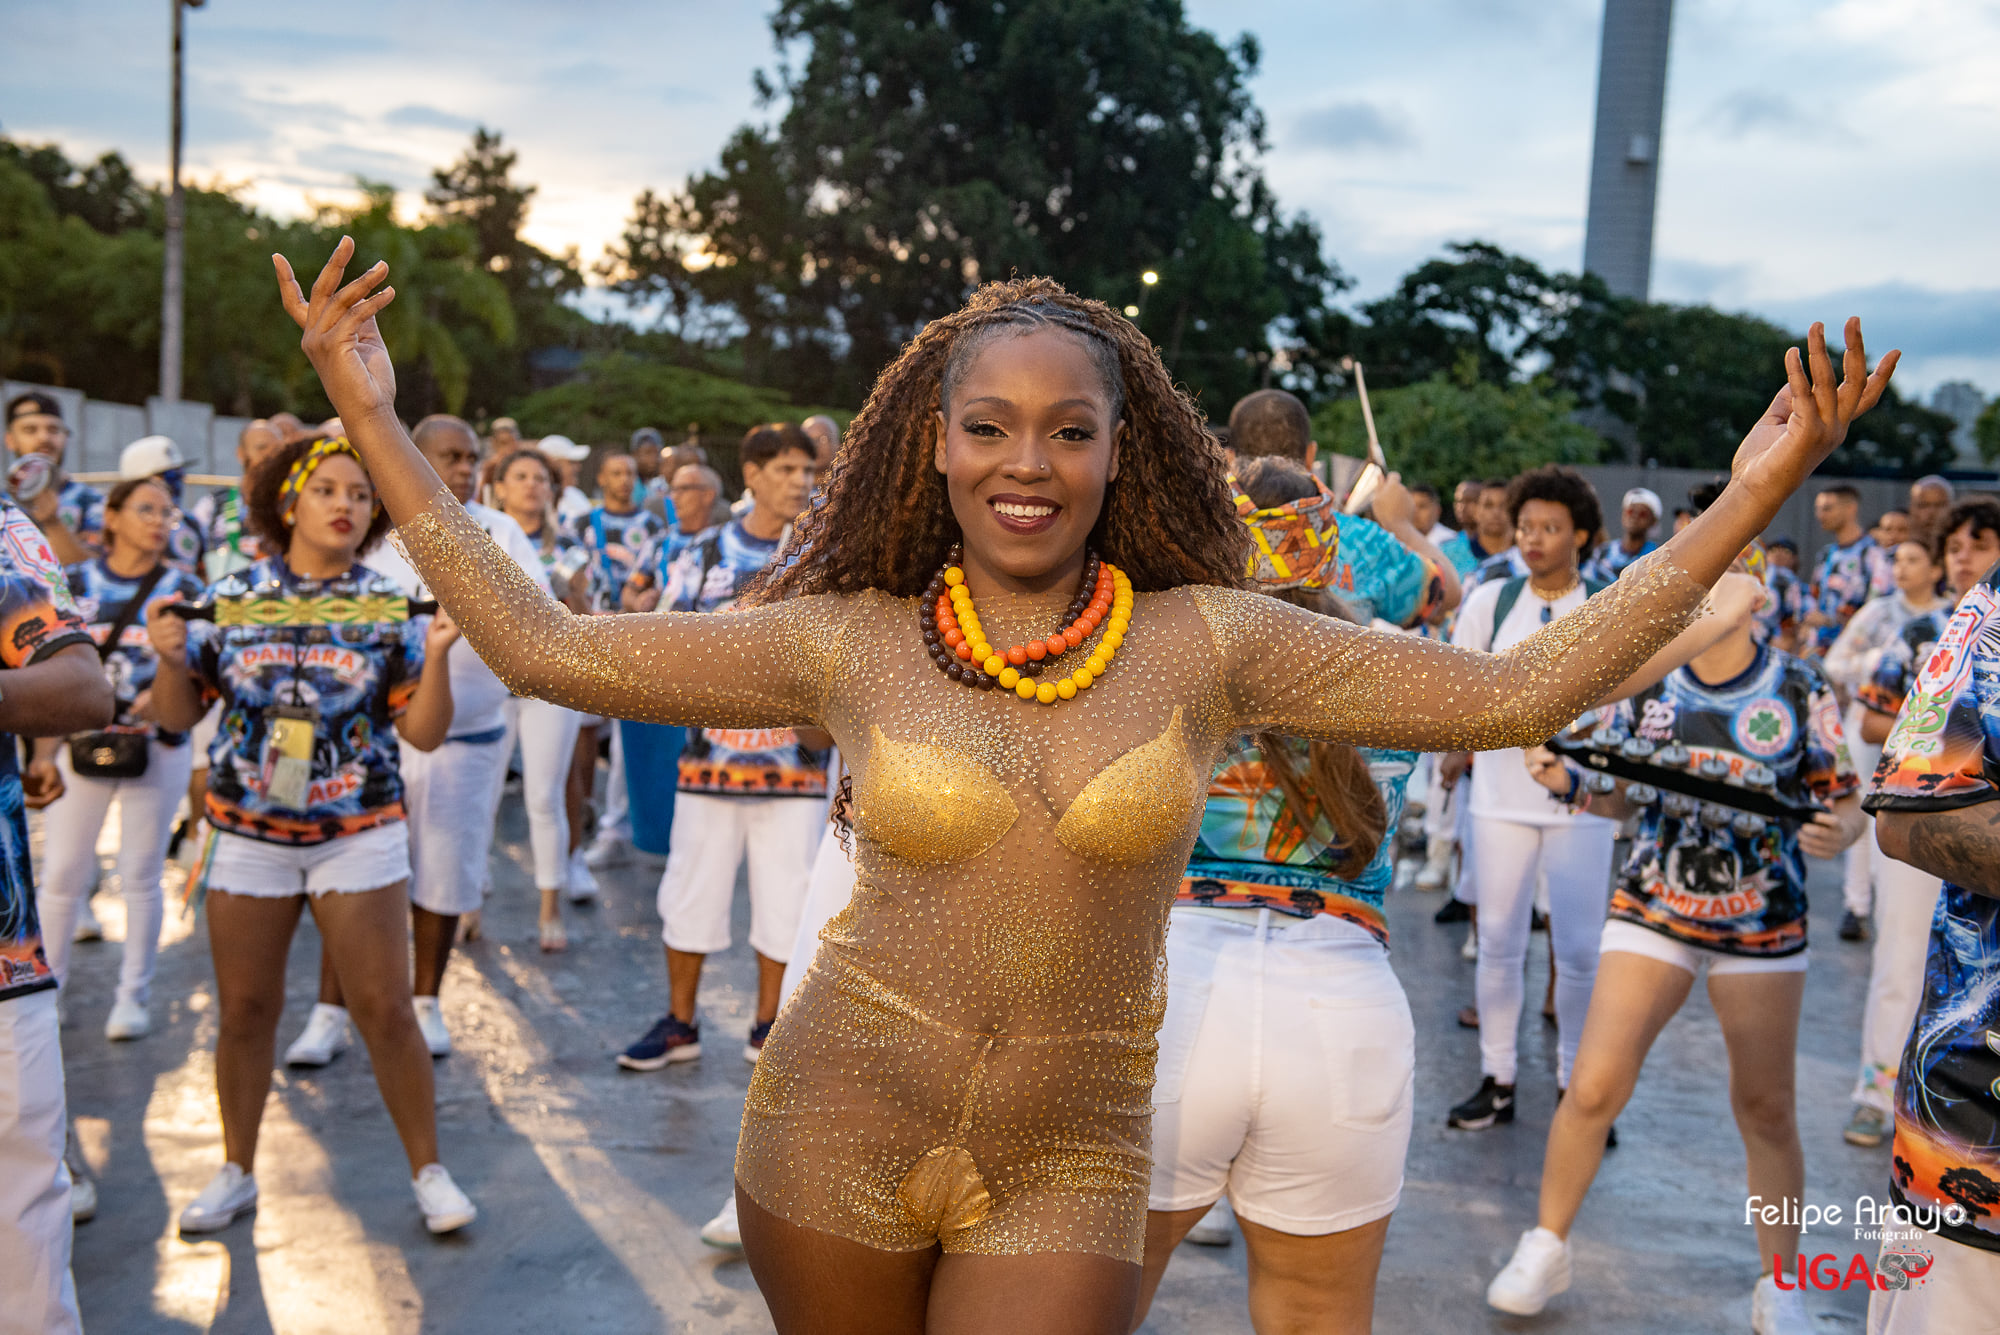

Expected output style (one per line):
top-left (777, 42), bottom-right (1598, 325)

top-left (737, 1183), bottom-right (937, 1335)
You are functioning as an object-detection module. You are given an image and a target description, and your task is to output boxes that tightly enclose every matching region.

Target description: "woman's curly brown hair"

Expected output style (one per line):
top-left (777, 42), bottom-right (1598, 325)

top-left (741, 277), bottom-right (1248, 603)
top-left (247, 434), bottom-right (395, 557)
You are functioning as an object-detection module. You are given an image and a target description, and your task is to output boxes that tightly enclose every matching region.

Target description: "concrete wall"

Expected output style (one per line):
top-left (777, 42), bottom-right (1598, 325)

top-left (3, 380), bottom-right (252, 502)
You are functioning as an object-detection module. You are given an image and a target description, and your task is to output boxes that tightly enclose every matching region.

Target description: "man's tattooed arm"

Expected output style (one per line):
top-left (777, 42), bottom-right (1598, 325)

top-left (1876, 802), bottom-right (2000, 899)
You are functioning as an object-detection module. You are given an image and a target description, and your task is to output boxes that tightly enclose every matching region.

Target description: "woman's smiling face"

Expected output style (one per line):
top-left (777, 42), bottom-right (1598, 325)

top-left (932, 328), bottom-right (1123, 592)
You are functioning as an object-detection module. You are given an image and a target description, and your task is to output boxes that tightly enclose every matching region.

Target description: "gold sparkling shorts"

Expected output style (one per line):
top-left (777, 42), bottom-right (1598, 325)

top-left (735, 952), bottom-right (1157, 1263)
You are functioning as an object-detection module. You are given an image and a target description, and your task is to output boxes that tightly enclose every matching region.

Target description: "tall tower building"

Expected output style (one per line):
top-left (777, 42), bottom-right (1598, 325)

top-left (1582, 0), bottom-right (1676, 301)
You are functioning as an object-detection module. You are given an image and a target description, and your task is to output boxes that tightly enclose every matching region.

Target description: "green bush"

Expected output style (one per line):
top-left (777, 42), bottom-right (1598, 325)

top-left (1311, 373), bottom-right (1606, 495)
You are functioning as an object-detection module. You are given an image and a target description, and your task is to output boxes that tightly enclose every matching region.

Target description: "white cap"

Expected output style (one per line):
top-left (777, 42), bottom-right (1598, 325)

top-left (120, 435), bottom-right (186, 480)
top-left (537, 434), bottom-right (590, 462)
top-left (1622, 487), bottom-right (1663, 520)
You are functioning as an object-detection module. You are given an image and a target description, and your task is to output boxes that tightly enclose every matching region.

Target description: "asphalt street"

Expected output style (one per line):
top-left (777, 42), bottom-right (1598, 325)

top-left (55, 792), bottom-right (1889, 1333)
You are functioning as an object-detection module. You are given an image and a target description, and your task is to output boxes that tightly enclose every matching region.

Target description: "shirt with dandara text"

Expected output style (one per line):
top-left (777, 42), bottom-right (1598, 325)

top-left (1862, 565), bottom-right (2000, 1253)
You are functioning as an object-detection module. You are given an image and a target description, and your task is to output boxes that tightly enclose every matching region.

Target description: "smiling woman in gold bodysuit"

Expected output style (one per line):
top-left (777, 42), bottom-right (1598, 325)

top-left (275, 239), bottom-right (1894, 1335)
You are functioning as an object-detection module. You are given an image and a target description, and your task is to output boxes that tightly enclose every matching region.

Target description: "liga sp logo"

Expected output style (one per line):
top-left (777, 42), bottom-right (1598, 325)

top-left (1770, 1248), bottom-right (1932, 1293)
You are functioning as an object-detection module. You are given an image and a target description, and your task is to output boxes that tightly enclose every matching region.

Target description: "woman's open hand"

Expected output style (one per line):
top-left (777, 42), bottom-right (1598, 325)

top-left (1731, 318), bottom-right (1897, 510)
top-left (274, 237), bottom-right (399, 422)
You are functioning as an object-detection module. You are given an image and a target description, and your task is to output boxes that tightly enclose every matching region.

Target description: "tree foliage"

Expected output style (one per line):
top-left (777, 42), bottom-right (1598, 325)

top-left (1310, 369), bottom-right (1607, 496)
top-left (1975, 399), bottom-right (2000, 464)
top-left (507, 354), bottom-right (846, 447)
top-left (643, 0), bottom-right (1346, 408)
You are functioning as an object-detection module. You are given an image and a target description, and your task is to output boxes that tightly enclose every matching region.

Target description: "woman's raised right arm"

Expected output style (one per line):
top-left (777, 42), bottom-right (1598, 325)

top-left (275, 240), bottom-right (843, 728)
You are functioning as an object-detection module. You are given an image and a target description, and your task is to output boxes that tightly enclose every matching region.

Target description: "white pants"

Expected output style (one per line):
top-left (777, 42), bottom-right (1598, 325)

top-left (1841, 700), bottom-right (1884, 918)
top-left (1452, 779), bottom-right (1478, 905)
top-left (1149, 911), bottom-right (1414, 1234)
top-left (1852, 853), bottom-right (1946, 1113)
top-left (1869, 1232), bottom-right (2000, 1334)
top-left (597, 722), bottom-right (631, 844)
top-left (778, 828), bottom-right (860, 1010)
top-left (37, 738), bottom-right (195, 1007)
top-left (1423, 761), bottom-right (1457, 844)
top-left (504, 697), bottom-right (582, 890)
top-left (399, 732), bottom-right (509, 916)
top-left (1472, 815), bottom-right (1617, 1086)
top-left (655, 793), bottom-right (821, 960)
top-left (0, 991), bottom-right (81, 1335)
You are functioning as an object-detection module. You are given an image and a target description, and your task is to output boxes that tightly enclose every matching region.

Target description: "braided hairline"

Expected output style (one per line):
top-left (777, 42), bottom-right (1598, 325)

top-left (741, 276), bottom-right (1249, 606)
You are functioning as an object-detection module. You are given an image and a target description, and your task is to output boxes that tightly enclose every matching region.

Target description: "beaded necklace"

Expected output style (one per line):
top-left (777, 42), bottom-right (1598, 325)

top-left (918, 547), bottom-right (1133, 705)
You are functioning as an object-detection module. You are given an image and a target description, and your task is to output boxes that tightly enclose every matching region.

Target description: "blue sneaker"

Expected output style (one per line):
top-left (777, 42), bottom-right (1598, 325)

top-left (745, 1019), bottom-right (774, 1064)
top-left (618, 1015), bottom-right (701, 1070)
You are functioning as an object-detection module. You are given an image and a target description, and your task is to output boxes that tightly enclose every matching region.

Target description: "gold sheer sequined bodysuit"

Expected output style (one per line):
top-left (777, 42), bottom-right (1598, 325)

top-left (397, 493), bottom-right (1705, 1262)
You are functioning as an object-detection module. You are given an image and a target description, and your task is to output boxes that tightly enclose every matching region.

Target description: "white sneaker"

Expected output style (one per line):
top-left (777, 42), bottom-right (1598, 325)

top-left (284, 1003), bottom-right (351, 1068)
top-left (566, 850), bottom-right (600, 904)
top-left (179, 1163), bottom-right (257, 1233)
top-left (413, 996), bottom-right (451, 1057)
top-left (700, 1193), bottom-right (742, 1249)
top-left (1462, 927), bottom-right (1479, 961)
top-left (105, 998), bottom-right (150, 1041)
top-left (66, 1129), bottom-right (96, 1223)
top-left (1488, 1226), bottom-right (1572, 1315)
top-left (72, 898), bottom-right (103, 942)
top-left (583, 833), bottom-right (631, 870)
top-left (1184, 1198), bottom-right (1235, 1246)
top-left (1751, 1275), bottom-right (1811, 1334)
top-left (1414, 840), bottom-right (1455, 891)
top-left (413, 1163), bottom-right (476, 1234)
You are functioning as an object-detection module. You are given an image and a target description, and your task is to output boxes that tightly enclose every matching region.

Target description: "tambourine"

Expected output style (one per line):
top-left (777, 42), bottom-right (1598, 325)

top-left (1549, 726), bottom-right (1827, 832)
top-left (160, 574), bottom-right (438, 627)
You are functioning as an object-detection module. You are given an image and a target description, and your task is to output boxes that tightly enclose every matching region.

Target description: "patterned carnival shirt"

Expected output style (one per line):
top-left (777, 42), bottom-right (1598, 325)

top-left (1862, 563), bottom-right (2000, 1255)
top-left (1859, 607), bottom-right (1956, 722)
top-left (187, 557), bottom-right (428, 845)
top-left (567, 504), bottom-right (666, 609)
top-left (1756, 563), bottom-right (1805, 647)
top-left (64, 557), bottom-right (207, 741)
top-left (0, 499), bottom-right (94, 1000)
top-left (1583, 537), bottom-right (1658, 586)
top-left (1810, 532), bottom-right (1894, 653)
top-left (665, 518), bottom-right (829, 797)
top-left (1602, 643), bottom-right (1855, 957)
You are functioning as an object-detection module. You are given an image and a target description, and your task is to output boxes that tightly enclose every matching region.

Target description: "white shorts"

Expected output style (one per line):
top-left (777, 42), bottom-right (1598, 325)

top-left (1599, 918), bottom-right (1810, 977)
top-left (1868, 1232), bottom-right (2000, 1334)
top-left (203, 823), bottom-right (412, 898)
top-left (399, 733), bottom-right (509, 915)
top-left (655, 793), bottom-right (823, 960)
top-left (1149, 910), bottom-right (1414, 1235)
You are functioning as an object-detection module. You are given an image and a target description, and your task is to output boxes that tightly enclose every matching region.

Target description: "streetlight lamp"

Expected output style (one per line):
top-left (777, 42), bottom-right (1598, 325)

top-left (1141, 270), bottom-right (1159, 286)
top-left (160, 0), bottom-right (206, 404)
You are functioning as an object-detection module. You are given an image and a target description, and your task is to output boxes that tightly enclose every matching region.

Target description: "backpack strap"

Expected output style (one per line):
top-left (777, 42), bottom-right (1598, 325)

top-left (1492, 576), bottom-right (1528, 637)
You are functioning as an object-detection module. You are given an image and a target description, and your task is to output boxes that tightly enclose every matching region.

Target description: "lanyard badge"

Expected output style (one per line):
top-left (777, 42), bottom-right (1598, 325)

top-left (259, 703), bottom-right (319, 811)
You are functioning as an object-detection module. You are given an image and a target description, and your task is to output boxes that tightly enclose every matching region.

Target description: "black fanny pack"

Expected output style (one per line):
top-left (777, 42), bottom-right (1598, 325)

top-left (69, 564), bottom-right (169, 781)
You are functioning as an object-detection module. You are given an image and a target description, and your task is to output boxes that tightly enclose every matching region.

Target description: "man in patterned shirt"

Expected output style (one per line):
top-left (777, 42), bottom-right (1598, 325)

top-left (1805, 483), bottom-right (1893, 655)
top-left (0, 495), bottom-right (115, 1334)
top-left (4, 392), bottom-right (101, 566)
top-left (1867, 553), bottom-right (2000, 1331)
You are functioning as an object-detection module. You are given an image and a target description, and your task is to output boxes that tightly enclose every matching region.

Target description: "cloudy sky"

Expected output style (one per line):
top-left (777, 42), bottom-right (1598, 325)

top-left (6, 0), bottom-right (1996, 401)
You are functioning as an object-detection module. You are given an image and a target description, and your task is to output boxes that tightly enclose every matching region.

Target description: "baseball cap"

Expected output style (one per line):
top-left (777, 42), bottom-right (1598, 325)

top-left (120, 434), bottom-right (187, 480)
top-left (5, 391), bottom-right (63, 426)
top-left (630, 426), bottom-right (664, 450)
top-left (538, 434), bottom-right (590, 462)
top-left (1622, 487), bottom-right (1663, 520)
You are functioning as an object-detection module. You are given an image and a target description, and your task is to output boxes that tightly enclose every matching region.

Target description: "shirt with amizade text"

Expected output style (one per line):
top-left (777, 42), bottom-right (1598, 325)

top-left (0, 499), bottom-right (94, 1001)
top-left (1862, 565), bottom-right (2000, 1254)
top-left (1602, 644), bottom-right (1854, 957)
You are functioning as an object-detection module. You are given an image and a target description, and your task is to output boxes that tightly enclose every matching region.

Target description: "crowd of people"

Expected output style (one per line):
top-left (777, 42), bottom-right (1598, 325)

top-left (0, 247), bottom-right (1992, 1335)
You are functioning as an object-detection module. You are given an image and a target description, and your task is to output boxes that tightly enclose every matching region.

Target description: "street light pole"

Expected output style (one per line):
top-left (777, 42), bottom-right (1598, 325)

top-left (160, 0), bottom-right (202, 403)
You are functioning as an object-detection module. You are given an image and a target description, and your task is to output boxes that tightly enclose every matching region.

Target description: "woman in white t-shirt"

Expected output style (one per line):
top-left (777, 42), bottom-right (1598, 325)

top-left (1444, 467), bottom-right (1617, 1132)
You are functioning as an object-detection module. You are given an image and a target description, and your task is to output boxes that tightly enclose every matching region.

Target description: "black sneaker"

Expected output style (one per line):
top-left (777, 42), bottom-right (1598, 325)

top-left (744, 1018), bottom-right (773, 1064)
top-left (1434, 898), bottom-right (1472, 924)
top-left (1839, 910), bottom-right (1868, 942)
top-left (1448, 1076), bottom-right (1516, 1129)
top-left (617, 1015), bottom-right (701, 1070)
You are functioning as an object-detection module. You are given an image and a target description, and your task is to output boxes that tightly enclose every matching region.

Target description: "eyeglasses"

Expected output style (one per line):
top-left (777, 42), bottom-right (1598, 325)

top-left (120, 503), bottom-right (176, 522)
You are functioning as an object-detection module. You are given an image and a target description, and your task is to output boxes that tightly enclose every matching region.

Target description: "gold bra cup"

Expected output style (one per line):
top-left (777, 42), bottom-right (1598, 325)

top-left (1055, 708), bottom-right (1201, 863)
top-left (853, 727), bottom-right (1019, 864)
